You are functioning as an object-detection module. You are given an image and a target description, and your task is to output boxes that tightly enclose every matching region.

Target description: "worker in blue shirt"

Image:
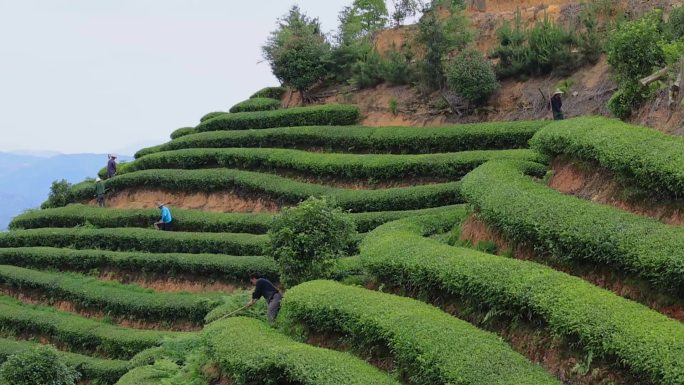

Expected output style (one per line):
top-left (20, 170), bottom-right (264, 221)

top-left (154, 202), bottom-right (174, 231)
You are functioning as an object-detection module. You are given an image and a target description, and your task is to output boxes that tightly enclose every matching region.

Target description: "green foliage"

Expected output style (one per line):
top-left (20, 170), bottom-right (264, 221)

top-left (0, 295), bottom-right (179, 359)
top-left (360, 211), bottom-right (684, 385)
top-left (229, 98), bottom-right (281, 113)
top-left (195, 104), bottom-right (360, 132)
top-left (0, 265), bottom-right (224, 323)
top-left (462, 158), bottom-right (684, 295)
top-left (41, 179), bottom-right (72, 209)
top-left (112, 147), bottom-right (543, 182)
top-left (337, 0), bottom-right (388, 45)
top-left (390, 0), bottom-right (423, 26)
top-left (381, 47), bottom-right (414, 85)
top-left (64, 169), bottom-right (465, 213)
top-left (136, 120), bottom-right (548, 157)
top-left (0, 247), bottom-right (278, 283)
top-left (114, 360), bottom-right (179, 385)
top-left (0, 345), bottom-right (80, 385)
top-left (170, 127), bottom-right (196, 140)
top-left (0, 227), bottom-right (266, 255)
top-left (262, 6), bottom-right (331, 95)
top-left (446, 49), bottom-right (499, 104)
top-left (204, 317), bottom-right (400, 385)
top-left (349, 45), bottom-right (385, 88)
top-left (660, 38), bottom-right (684, 64)
top-left (388, 97), bottom-right (398, 115)
top-left (250, 86), bottom-right (286, 100)
top-left (531, 116), bottom-right (684, 198)
top-left (416, 2), bottom-right (472, 90)
top-left (198, 112), bottom-right (226, 123)
top-left (268, 197), bottom-right (356, 287)
top-left (283, 280), bottom-right (560, 385)
top-left (665, 6), bottom-right (684, 41)
top-left (204, 291), bottom-right (268, 323)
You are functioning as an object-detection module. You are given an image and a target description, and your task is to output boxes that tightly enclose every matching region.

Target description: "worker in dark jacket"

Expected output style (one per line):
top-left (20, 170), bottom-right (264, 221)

top-left (107, 154), bottom-right (118, 178)
top-left (94, 177), bottom-right (106, 207)
top-left (246, 273), bottom-right (282, 322)
top-left (550, 89), bottom-right (564, 120)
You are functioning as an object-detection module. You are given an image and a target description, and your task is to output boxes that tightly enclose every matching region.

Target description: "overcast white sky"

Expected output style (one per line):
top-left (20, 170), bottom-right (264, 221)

top-left (0, 1), bottom-right (354, 154)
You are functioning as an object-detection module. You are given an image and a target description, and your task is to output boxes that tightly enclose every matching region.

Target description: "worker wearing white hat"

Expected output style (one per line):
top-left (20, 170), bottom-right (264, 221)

top-left (551, 89), bottom-right (564, 120)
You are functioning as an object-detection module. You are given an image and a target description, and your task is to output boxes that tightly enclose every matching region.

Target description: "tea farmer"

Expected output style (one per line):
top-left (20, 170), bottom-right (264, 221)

top-left (246, 273), bottom-right (282, 322)
top-left (107, 154), bottom-right (118, 178)
top-left (94, 177), bottom-right (106, 207)
top-left (550, 89), bottom-right (564, 120)
top-left (154, 202), bottom-right (173, 231)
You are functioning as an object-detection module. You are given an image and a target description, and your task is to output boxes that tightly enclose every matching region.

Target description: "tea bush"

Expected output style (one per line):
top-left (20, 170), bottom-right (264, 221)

top-left (199, 112), bottom-right (226, 123)
top-left (229, 98), bottom-right (281, 113)
top-left (0, 345), bottom-right (80, 385)
top-left (250, 86), bottom-right (286, 100)
top-left (170, 127), bottom-right (196, 140)
top-left (447, 49), bottom-right (498, 104)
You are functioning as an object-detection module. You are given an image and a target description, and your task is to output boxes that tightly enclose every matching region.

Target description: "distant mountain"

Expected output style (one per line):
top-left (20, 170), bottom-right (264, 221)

top-left (0, 152), bottom-right (132, 230)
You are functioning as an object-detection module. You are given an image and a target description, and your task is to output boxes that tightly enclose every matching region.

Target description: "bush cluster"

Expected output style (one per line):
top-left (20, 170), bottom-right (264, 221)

top-left (229, 98), bottom-right (281, 113)
top-left (0, 227), bottom-right (267, 255)
top-left (136, 120), bottom-right (548, 158)
top-left (64, 169), bottom-right (464, 213)
top-left (204, 317), bottom-right (400, 385)
top-left (446, 49), bottom-right (498, 104)
top-left (169, 127), bottom-right (196, 140)
top-left (530, 116), bottom-right (684, 198)
top-left (0, 247), bottom-right (277, 283)
top-left (196, 104), bottom-right (359, 132)
top-left (283, 280), bottom-right (560, 385)
top-left (0, 265), bottom-right (223, 324)
top-left (269, 197), bottom-right (356, 287)
top-left (461, 159), bottom-right (684, 295)
top-left (199, 112), bottom-right (227, 123)
top-left (250, 86), bottom-right (286, 100)
top-left (117, 147), bottom-right (542, 182)
top-left (360, 212), bottom-right (684, 385)
top-left (0, 338), bottom-right (128, 384)
top-left (0, 296), bottom-right (178, 360)
top-left (0, 345), bottom-right (80, 385)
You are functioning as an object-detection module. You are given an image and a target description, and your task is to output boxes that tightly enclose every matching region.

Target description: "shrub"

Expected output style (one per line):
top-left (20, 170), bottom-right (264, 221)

top-left (461, 158), bottom-right (684, 295)
top-left (360, 211), bottom-right (684, 385)
top-left (0, 345), bottom-right (80, 385)
top-left (0, 296), bottom-right (178, 359)
top-left (283, 280), bottom-right (560, 385)
top-left (268, 197), bottom-right (356, 287)
top-left (136, 120), bottom-right (548, 157)
top-left (0, 247), bottom-right (278, 283)
top-left (229, 98), bottom-right (281, 113)
top-left (0, 265), bottom-right (224, 324)
top-left (64, 169), bottom-right (465, 212)
top-left (204, 317), bottom-right (400, 385)
top-left (665, 6), bottom-right (684, 41)
top-left (530, 116), bottom-right (684, 198)
top-left (113, 147), bottom-right (543, 181)
top-left (250, 86), bottom-right (286, 100)
top-left (388, 97), bottom-right (398, 115)
top-left (0, 227), bottom-right (267, 255)
top-left (349, 48), bottom-right (384, 88)
top-left (41, 179), bottom-right (72, 209)
top-left (170, 127), bottom-right (196, 140)
top-left (195, 104), bottom-right (360, 132)
top-left (381, 48), bottom-right (413, 85)
top-left (446, 49), bottom-right (499, 104)
top-left (0, 337), bottom-right (128, 384)
top-left (199, 112), bottom-right (226, 123)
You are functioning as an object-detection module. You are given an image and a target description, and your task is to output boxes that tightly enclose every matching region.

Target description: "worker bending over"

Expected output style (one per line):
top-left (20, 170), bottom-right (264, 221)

top-left (247, 273), bottom-right (282, 322)
top-left (154, 202), bottom-right (173, 231)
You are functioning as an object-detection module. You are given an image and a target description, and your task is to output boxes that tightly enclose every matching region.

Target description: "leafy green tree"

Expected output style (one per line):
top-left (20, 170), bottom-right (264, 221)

top-left (391, 0), bottom-right (425, 26)
top-left (263, 6), bottom-right (331, 102)
top-left (338, 0), bottom-right (389, 45)
top-left (416, 0), bottom-right (472, 91)
top-left (0, 346), bottom-right (80, 385)
top-left (665, 6), bottom-right (684, 41)
top-left (41, 179), bottom-right (72, 209)
top-left (446, 49), bottom-right (499, 104)
top-left (268, 197), bottom-right (356, 288)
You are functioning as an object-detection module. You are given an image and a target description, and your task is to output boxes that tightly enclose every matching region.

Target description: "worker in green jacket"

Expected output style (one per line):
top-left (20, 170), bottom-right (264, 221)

top-left (95, 178), bottom-right (106, 207)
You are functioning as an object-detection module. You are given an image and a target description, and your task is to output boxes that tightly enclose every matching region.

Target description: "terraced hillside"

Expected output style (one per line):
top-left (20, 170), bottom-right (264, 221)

top-left (3, 95), bottom-right (684, 385)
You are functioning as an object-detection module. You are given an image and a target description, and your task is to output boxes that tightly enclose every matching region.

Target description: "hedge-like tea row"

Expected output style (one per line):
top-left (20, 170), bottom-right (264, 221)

top-left (0, 295), bottom-right (181, 359)
top-left (283, 280), bottom-right (559, 385)
top-left (10, 203), bottom-right (464, 234)
top-left (204, 317), bottom-right (400, 385)
top-left (0, 228), bottom-right (267, 255)
top-left (68, 169), bottom-right (463, 212)
top-left (116, 147), bottom-right (543, 180)
top-left (10, 204), bottom-right (274, 233)
top-left (0, 337), bottom-right (129, 384)
top-left (360, 213), bottom-right (684, 385)
top-left (135, 120), bottom-right (548, 158)
top-left (169, 127), bottom-right (196, 140)
top-left (530, 116), bottom-right (684, 198)
top-left (229, 97), bottom-right (280, 113)
top-left (196, 104), bottom-right (359, 132)
top-left (460, 160), bottom-right (684, 295)
top-left (0, 265), bottom-right (223, 323)
top-left (250, 86), bottom-right (286, 99)
top-left (199, 111), bottom-right (226, 123)
top-left (0, 247), bottom-right (277, 282)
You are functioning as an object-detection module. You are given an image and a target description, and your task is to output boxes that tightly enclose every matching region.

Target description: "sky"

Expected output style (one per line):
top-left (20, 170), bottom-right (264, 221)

top-left (0, 0), bottom-right (355, 155)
